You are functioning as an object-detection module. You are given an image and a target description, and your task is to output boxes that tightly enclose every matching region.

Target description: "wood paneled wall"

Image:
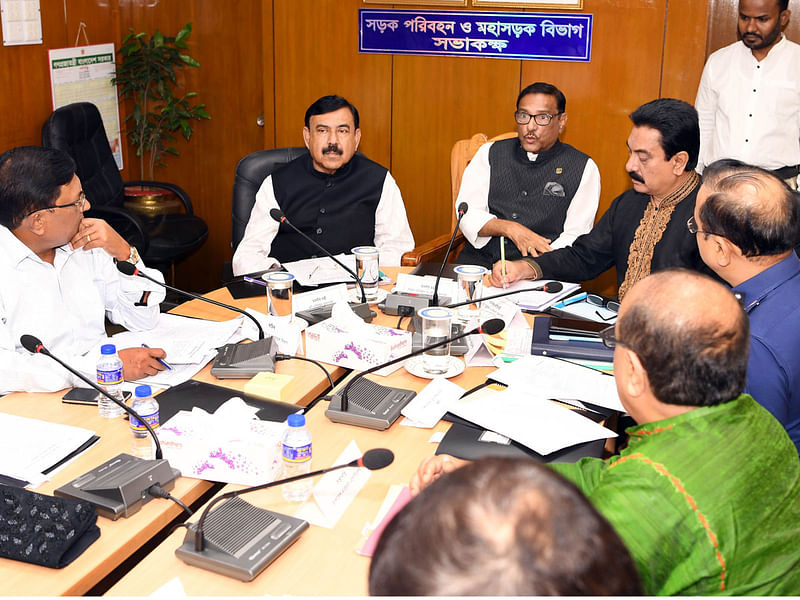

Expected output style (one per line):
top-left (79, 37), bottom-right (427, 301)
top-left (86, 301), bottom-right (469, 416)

top-left (0, 0), bottom-right (753, 293)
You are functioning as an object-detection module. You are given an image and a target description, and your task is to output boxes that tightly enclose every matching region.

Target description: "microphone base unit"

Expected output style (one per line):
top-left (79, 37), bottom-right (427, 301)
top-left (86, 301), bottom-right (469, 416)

top-left (295, 301), bottom-right (376, 325)
top-left (379, 293), bottom-right (451, 316)
top-left (210, 337), bottom-right (278, 379)
top-left (54, 453), bottom-right (180, 520)
top-left (175, 496), bottom-right (308, 581)
top-left (325, 378), bottom-right (416, 430)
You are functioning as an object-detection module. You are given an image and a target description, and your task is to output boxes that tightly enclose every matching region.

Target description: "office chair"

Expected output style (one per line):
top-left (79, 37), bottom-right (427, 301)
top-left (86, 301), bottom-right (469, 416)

top-left (41, 102), bottom-right (209, 278)
top-left (401, 131), bottom-right (516, 266)
top-left (221, 146), bottom-right (309, 281)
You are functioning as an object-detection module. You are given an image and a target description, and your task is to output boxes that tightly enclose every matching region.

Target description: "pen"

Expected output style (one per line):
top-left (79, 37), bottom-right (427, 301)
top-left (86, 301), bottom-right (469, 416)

top-left (141, 344), bottom-right (172, 370)
top-left (500, 236), bottom-right (507, 289)
top-left (553, 292), bottom-right (588, 309)
top-left (243, 276), bottom-right (267, 287)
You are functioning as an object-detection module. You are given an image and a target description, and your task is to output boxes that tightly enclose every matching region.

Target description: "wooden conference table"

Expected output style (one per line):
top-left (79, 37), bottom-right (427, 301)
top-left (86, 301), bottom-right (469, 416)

top-left (0, 268), bottom-right (527, 596)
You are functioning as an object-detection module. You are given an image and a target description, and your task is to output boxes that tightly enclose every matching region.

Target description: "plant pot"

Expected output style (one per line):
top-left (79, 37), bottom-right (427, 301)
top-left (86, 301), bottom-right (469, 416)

top-left (123, 185), bottom-right (183, 220)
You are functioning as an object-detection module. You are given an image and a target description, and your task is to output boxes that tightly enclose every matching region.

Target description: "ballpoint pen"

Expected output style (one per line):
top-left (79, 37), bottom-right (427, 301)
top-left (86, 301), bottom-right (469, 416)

top-left (500, 236), bottom-right (507, 289)
top-left (141, 344), bottom-right (172, 370)
top-left (553, 292), bottom-right (588, 309)
top-left (243, 276), bottom-right (268, 287)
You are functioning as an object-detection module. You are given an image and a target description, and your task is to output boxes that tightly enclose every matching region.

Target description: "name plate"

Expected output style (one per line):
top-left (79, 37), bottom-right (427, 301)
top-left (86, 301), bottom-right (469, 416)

top-left (360, 9), bottom-right (592, 62)
top-left (293, 284), bottom-right (350, 312)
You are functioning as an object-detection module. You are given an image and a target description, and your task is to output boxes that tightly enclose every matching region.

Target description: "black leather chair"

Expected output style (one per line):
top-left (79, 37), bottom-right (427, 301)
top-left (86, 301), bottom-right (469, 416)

top-left (222, 147), bottom-right (309, 281)
top-left (41, 102), bottom-right (208, 276)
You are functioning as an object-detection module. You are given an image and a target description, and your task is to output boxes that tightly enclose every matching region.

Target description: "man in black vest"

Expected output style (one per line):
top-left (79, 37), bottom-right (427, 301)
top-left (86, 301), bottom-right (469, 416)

top-left (456, 82), bottom-right (601, 269)
top-left (232, 95), bottom-right (414, 275)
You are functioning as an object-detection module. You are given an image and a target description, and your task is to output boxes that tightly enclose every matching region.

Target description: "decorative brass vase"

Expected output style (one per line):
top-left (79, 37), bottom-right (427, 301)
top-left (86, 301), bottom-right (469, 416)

top-left (123, 186), bottom-right (183, 220)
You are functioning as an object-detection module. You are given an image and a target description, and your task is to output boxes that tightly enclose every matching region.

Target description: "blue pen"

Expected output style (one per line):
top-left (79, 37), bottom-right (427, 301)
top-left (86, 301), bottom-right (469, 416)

top-left (141, 344), bottom-right (172, 370)
top-left (553, 291), bottom-right (588, 309)
top-left (243, 276), bottom-right (268, 287)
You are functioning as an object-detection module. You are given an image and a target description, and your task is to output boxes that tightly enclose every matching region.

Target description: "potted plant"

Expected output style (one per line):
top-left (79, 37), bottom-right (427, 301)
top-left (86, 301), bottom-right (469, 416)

top-left (113, 22), bottom-right (210, 217)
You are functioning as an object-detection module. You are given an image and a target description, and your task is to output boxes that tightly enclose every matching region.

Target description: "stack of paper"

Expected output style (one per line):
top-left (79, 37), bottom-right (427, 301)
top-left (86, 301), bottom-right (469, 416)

top-left (283, 254), bottom-right (357, 287)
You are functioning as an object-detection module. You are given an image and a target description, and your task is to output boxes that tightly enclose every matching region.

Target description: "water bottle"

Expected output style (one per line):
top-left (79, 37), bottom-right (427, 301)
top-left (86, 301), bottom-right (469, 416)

top-left (129, 385), bottom-right (159, 459)
top-left (96, 344), bottom-right (125, 418)
top-left (281, 414), bottom-right (312, 502)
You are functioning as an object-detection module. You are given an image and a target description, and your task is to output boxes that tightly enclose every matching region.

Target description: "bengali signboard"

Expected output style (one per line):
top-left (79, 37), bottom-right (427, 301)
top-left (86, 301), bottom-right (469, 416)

top-left (359, 9), bottom-right (592, 62)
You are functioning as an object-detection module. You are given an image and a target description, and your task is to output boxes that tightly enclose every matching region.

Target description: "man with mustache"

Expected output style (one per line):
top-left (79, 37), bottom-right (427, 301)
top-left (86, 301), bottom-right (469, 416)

top-left (490, 98), bottom-right (708, 299)
top-left (695, 0), bottom-right (800, 189)
top-left (232, 95), bottom-right (413, 274)
top-left (455, 82), bottom-right (600, 269)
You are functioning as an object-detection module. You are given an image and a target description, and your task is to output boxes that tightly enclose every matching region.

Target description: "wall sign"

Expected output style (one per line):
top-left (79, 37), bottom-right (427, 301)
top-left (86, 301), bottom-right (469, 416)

top-left (359, 9), bottom-right (592, 62)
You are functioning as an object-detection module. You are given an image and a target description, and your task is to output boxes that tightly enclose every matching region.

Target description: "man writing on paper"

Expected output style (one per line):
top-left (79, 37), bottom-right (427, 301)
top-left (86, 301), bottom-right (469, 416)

top-left (693, 159), bottom-right (800, 454)
top-left (232, 95), bottom-right (414, 275)
top-left (695, 0), bottom-right (800, 189)
top-left (0, 146), bottom-right (167, 394)
top-left (489, 99), bottom-right (709, 299)
top-left (412, 269), bottom-right (800, 595)
top-left (456, 82), bottom-right (600, 269)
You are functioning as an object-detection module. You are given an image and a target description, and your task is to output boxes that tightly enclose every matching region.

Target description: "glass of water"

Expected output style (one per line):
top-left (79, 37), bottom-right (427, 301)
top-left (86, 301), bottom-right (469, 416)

top-left (264, 272), bottom-right (295, 322)
top-left (417, 306), bottom-right (453, 375)
top-left (351, 246), bottom-right (380, 302)
top-left (454, 264), bottom-right (487, 322)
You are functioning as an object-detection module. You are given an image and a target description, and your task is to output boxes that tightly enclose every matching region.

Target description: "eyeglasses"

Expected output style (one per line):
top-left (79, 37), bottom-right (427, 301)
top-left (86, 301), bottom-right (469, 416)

top-left (587, 294), bottom-right (619, 322)
top-left (514, 111), bottom-right (562, 126)
top-left (25, 191), bottom-right (87, 218)
top-left (686, 215), bottom-right (720, 236)
top-left (600, 325), bottom-right (624, 349)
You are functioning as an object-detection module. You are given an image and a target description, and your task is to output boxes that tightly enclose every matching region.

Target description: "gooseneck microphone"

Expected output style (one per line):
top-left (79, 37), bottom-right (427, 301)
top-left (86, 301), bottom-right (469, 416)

top-left (20, 334), bottom-right (163, 459)
top-left (192, 448), bottom-right (394, 552)
top-left (327, 318), bottom-right (505, 428)
top-left (445, 281), bottom-right (564, 309)
top-left (116, 261), bottom-right (265, 341)
top-left (269, 208), bottom-right (369, 304)
top-left (431, 202), bottom-right (469, 306)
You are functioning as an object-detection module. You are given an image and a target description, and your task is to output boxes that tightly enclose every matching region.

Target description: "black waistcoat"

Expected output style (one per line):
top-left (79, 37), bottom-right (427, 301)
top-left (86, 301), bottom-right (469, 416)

top-left (480, 138), bottom-right (589, 264)
top-left (270, 153), bottom-right (386, 263)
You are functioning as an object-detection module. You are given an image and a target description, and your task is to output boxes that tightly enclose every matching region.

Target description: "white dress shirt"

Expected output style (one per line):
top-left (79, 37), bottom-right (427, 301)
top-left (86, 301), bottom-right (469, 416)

top-left (458, 141), bottom-right (601, 249)
top-left (0, 226), bottom-right (165, 394)
top-left (695, 35), bottom-right (800, 173)
top-left (232, 170), bottom-right (415, 276)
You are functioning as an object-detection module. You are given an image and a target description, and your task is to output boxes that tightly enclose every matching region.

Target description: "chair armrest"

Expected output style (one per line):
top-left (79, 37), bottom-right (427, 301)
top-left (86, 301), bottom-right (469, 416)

top-left (85, 205), bottom-right (150, 254)
top-left (401, 232), bottom-right (465, 267)
top-left (124, 180), bottom-right (194, 215)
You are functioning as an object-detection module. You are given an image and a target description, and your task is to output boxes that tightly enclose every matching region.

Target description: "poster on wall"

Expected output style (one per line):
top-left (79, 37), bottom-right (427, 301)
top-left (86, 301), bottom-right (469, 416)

top-left (48, 43), bottom-right (123, 169)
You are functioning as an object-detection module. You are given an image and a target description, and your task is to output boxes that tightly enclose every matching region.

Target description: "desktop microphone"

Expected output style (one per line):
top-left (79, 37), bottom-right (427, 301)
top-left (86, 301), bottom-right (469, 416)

top-left (117, 261), bottom-right (276, 378)
top-left (269, 208), bottom-right (369, 305)
top-left (175, 448), bottom-right (394, 581)
top-left (431, 202), bottom-right (468, 306)
top-left (20, 335), bottom-right (180, 520)
top-left (445, 281), bottom-right (563, 309)
top-left (325, 318), bottom-right (505, 430)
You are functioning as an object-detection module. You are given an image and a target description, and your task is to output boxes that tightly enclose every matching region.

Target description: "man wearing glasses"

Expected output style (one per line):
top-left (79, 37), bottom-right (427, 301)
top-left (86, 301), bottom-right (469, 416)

top-left (455, 82), bottom-right (600, 269)
top-left (691, 159), bottom-right (800, 455)
top-left (490, 98), bottom-right (709, 299)
top-left (0, 146), bottom-right (168, 394)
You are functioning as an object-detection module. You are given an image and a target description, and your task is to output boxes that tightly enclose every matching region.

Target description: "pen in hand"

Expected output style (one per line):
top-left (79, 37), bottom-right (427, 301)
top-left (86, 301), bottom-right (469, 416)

top-left (500, 236), bottom-right (507, 289)
top-left (141, 343), bottom-right (172, 370)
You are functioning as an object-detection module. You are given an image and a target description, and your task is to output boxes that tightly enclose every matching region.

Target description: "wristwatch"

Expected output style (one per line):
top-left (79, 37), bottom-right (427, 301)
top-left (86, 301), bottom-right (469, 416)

top-left (127, 245), bottom-right (140, 264)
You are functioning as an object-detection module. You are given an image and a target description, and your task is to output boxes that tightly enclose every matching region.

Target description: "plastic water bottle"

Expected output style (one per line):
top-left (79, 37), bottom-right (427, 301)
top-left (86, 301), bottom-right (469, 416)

top-left (129, 385), bottom-right (159, 459)
top-left (281, 414), bottom-right (312, 502)
top-left (96, 344), bottom-right (125, 418)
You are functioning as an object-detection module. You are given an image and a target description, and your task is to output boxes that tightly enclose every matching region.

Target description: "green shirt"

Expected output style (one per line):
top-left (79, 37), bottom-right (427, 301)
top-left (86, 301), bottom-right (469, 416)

top-left (551, 395), bottom-right (800, 595)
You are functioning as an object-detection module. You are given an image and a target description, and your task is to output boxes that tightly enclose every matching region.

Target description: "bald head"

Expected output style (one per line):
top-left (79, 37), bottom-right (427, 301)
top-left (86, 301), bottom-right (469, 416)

top-left (618, 269), bottom-right (749, 407)
top-left (698, 160), bottom-right (798, 257)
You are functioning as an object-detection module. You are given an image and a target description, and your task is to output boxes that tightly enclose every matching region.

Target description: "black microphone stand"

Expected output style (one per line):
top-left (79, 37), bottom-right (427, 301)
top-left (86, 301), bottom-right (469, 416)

top-left (431, 202), bottom-right (468, 306)
top-left (445, 281), bottom-right (564, 309)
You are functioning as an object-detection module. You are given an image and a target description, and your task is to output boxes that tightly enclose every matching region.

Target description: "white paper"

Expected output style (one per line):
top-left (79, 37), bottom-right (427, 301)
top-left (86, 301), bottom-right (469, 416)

top-left (479, 296), bottom-right (527, 330)
top-left (463, 334), bottom-right (497, 367)
top-left (449, 386), bottom-right (616, 455)
top-left (293, 283), bottom-right (350, 312)
top-left (283, 254), bottom-right (357, 286)
top-left (294, 440), bottom-right (372, 528)
top-left (394, 273), bottom-right (458, 301)
top-left (489, 355), bottom-right (624, 412)
top-left (242, 308), bottom-right (303, 355)
top-left (400, 377), bottom-right (465, 428)
top-left (0, 413), bottom-right (96, 486)
top-left (484, 279), bottom-right (581, 311)
top-left (554, 299), bottom-right (618, 323)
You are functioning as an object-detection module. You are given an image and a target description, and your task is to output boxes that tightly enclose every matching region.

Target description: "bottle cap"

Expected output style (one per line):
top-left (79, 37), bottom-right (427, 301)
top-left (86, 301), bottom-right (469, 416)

top-left (287, 413), bottom-right (305, 428)
top-left (100, 344), bottom-right (117, 355)
top-left (135, 385), bottom-right (152, 398)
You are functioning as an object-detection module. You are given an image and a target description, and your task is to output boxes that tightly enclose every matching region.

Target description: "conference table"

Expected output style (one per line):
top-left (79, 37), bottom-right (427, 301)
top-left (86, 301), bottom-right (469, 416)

top-left (1, 267), bottom-right (595, 596)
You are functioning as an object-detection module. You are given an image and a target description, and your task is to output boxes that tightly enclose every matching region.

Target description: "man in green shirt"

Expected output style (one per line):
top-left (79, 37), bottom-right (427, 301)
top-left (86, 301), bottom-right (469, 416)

top-left (412, 269), bottom-right (800, 595)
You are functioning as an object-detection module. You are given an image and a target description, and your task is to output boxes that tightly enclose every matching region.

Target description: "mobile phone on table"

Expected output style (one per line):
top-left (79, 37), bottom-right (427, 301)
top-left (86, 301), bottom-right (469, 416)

top-left (62, 387), bottom-right (131, 405)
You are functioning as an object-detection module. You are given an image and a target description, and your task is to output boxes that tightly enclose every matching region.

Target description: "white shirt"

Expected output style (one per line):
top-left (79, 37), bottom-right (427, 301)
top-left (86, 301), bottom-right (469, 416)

top-left (458, 141), bottom-right (601, 249)
top-left (0, 226), bottom-right (165, 394)
top-left (695, 35), bottom-right (800, 172)
top-left (232, 170), bottom-right (415, 276)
